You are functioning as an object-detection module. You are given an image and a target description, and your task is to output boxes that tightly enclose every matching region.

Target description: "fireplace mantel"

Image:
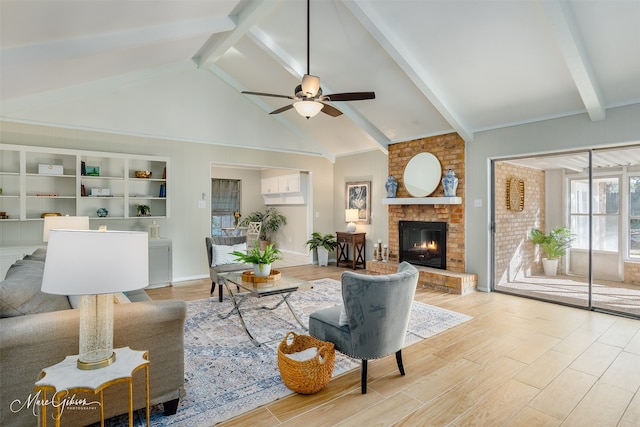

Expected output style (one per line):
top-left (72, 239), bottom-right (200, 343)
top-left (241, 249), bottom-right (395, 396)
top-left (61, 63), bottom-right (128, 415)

top-left (382, 197), bottom-right (461, 205)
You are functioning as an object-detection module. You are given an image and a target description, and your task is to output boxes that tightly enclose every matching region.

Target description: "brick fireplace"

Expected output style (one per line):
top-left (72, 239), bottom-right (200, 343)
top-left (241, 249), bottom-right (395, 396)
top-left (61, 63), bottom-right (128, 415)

top-left (387, 132), bottom-right (465, 272)
top-left (368, 132), bottom-right (476, 294)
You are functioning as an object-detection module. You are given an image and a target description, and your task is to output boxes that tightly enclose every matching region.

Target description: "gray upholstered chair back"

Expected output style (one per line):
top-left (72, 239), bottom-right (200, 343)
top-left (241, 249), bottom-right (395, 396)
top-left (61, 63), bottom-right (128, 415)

top-left (205, 235), bottom-right (247, 301)
top-left (309, 261), bottom-right (419, 393)
top-left (340, 262), bottom-right (418, 359)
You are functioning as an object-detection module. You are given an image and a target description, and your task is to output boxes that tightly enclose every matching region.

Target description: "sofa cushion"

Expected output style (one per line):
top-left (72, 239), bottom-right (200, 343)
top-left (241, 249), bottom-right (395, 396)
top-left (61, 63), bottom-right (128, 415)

top-left (211, 242), bottom-right (246, 266)
top-left (22, 247), bottom-right (47, 262)
top-left (0, 260), bottom-right (71, 318)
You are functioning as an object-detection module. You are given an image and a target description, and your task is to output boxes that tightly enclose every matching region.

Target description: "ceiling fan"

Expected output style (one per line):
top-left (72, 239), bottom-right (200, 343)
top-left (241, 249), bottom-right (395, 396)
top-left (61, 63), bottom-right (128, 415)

top-left (241, 0), bottom-right (375, 119)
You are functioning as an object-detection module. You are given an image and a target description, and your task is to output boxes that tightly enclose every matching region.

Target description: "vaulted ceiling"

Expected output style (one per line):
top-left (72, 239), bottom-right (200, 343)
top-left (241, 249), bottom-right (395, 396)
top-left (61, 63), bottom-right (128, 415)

top-left (1, 0), bottom-right (639, 162)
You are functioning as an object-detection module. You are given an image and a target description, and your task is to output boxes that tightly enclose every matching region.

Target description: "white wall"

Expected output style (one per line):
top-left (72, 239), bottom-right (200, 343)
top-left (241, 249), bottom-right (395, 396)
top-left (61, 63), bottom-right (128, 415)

top-left (0, 121), bottom-right (335, 282)
top-left (467, 103), bottom-right (640, 291)
top-left (333, 150), bottom-right (390, 258)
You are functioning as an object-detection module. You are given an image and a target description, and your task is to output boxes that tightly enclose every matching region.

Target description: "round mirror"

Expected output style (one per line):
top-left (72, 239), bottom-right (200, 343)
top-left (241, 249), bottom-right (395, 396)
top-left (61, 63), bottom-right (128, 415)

top-left (403, 152), bottom-right (442, 197)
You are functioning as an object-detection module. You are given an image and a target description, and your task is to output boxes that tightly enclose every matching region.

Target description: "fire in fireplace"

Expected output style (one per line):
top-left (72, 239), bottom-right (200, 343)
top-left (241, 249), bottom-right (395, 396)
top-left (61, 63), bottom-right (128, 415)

top-left (399, 221), bottom-right (447, 270)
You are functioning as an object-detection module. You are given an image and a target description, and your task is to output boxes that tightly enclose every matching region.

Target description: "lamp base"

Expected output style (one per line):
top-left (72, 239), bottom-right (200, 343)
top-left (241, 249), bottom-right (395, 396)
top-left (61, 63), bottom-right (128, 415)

top-left (77, 351), bottom-right (116, 370)
top-left (346, 222), bottom-right (356, 232)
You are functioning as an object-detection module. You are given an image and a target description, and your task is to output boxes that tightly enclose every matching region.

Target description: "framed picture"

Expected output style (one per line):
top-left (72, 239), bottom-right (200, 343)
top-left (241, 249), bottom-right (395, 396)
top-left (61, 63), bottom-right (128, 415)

top-left (86, 166), bottom-right (100, 176)
top-left (345, 181), bottom-right (371, 224)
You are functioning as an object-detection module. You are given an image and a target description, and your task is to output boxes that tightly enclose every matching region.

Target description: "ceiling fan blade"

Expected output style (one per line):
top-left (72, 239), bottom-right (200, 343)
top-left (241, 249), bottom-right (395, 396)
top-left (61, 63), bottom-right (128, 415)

top-left (320, 103), bottom-right (343, 117)
top-left (323, 92), bottom-right (376, 102)
top-left (242, 91), bottom-right (295, 100)
top-left (269, 104), bottom-right (295, 115)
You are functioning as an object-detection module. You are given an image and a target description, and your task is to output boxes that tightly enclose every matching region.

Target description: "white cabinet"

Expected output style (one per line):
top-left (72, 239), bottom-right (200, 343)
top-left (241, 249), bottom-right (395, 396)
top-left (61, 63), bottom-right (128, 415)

top-left (148, 238), bottom-right (172, 288)
top-left (261, 173), bottom-right (307, 205)
top-left (278, 174), bottom-right (300, 193)
top-left (0, 144), bottom-right (169, 221)
top-left (261, 177), bottom-right (278, 194)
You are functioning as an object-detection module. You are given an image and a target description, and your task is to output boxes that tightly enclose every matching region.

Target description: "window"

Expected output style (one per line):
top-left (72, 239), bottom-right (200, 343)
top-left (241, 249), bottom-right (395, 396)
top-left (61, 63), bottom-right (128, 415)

top-left (211, 179), bottom-right (240, 236)
top-left (570, 177), bottom-right (619, 252)
top-left (630, 176), bottom-right (640, 258)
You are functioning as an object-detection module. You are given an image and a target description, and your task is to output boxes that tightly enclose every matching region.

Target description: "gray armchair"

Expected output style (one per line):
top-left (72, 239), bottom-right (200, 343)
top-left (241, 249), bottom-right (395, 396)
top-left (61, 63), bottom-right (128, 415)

top-left (309, 261), bottom-right (418, 393)
top-left (205, 236), bottom-right (248, 302)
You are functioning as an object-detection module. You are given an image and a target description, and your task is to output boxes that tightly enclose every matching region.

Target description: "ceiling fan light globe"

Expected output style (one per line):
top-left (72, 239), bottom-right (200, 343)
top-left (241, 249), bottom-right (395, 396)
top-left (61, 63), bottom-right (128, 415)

top-left (301, 74), bottom-right (320, 97)
top-left (293, 100), bottom-right (323, 119)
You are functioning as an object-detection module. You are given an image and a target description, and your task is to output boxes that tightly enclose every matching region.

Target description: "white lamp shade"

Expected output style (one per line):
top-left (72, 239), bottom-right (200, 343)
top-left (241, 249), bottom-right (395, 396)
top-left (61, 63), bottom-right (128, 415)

top-left (42, 230), bottom-right (148, 295)
top-left (345, 209), bottom-right (360, 222)
top-left (293, 100), bottom-right (323, 118)
top-left (301, 74), bottom-right (320, 97)
top-left (43, 215), bottom-right (90, 242)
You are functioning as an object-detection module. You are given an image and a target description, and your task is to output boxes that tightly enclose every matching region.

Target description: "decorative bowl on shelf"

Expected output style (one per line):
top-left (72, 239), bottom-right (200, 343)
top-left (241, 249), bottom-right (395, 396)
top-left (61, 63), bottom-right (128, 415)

top-left (96, 208), bottom-right (109, 217)
top-left (135, 170), bottom-right (152, 178)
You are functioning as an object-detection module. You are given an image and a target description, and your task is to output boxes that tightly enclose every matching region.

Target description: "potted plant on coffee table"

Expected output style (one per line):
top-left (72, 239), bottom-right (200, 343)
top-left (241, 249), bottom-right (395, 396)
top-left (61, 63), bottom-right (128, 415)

top-left (529, 226), bottom-right (574, 276)
top-left (305, 232), bottom-right (337, 266)
top-left (232, 242), bottom-right (282, 277)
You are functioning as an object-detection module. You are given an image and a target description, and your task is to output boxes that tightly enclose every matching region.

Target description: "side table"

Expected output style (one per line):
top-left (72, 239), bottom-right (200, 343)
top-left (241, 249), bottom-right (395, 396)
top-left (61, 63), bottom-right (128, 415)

top-left (336, 232), bottom-right (366, 270)
top-left (34, 346), bottom-right (149, 427)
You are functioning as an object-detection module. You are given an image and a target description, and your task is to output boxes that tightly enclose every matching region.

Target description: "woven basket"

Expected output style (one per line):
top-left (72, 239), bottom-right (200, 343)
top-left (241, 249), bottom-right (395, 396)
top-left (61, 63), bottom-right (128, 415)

top-left (277, 331), bottom-right (335, 394)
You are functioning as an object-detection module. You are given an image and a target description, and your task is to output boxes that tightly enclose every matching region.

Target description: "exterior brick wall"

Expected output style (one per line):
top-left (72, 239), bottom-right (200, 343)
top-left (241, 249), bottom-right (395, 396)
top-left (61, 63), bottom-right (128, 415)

top-left (386, 133), bottom-right (465, 272)
top-left (494, 162), bottom-right (545, 283)
top-left (624, 262), bottom-right (640, 285)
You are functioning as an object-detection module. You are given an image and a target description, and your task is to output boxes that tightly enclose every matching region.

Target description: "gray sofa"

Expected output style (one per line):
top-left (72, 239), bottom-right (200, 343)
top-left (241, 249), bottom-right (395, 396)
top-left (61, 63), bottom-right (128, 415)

top-left (0, 249), bottom-right (187, 426)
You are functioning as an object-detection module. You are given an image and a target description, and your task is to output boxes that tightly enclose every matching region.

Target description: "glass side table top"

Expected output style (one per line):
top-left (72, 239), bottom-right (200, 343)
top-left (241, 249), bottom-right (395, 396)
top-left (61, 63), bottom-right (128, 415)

top-left (222, 272), bottom-right (311, 296)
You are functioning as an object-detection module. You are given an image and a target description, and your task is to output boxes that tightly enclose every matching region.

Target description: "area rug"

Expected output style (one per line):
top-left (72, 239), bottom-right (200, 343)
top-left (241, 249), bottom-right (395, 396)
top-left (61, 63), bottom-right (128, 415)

top-left (117, 278), bottom-right (471, 426)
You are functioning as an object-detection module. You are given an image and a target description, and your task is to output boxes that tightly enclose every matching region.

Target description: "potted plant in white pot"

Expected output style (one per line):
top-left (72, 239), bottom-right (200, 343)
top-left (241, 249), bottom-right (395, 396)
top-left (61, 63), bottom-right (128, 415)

top-left (529, 227), bottom-right (574, 276)
top-left (305, 232), bottom-right (337, 266)
top-left (232, 242), bottom-right (282, 277)
top-left (241, 207), bottom-right (287, 249)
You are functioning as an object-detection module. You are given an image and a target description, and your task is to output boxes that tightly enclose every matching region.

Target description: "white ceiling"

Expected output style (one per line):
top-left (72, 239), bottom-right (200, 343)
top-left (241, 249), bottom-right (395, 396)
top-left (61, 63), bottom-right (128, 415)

top-left (1, 0), bottom-right (639, 161)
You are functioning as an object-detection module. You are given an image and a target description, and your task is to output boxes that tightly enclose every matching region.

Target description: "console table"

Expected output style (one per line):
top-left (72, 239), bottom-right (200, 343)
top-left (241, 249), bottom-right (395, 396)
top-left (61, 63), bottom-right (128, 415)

top-left (336, 232), bottom-right (366, 270)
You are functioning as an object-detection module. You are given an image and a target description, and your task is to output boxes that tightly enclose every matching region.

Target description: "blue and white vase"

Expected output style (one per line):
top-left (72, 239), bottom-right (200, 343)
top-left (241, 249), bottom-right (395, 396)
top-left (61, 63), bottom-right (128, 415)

top-left (385, 175), bottom-right (398, 198)
top-left (442, 169), bottom-right (458, 197)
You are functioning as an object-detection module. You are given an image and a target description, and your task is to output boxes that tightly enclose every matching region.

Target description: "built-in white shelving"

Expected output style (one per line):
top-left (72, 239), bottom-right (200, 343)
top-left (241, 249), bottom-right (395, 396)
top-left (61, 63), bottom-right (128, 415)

top-left (0, 144), bottom-right (169, 221)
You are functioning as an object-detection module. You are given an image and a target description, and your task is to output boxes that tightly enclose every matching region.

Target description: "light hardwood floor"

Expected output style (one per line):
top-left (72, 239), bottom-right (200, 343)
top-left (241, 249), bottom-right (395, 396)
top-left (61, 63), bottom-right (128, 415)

top-left (147, 265), bottom-right (640, 426)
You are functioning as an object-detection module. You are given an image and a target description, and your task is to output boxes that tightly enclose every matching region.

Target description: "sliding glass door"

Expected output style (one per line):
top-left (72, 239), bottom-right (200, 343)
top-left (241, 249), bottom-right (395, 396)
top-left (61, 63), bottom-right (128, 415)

top-left (492, 145), bottom-right (640, 318)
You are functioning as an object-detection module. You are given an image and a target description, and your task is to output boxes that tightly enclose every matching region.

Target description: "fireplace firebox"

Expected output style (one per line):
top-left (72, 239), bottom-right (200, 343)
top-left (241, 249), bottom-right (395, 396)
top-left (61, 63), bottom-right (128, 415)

top-left (399, 221), bottom-right (447, 270)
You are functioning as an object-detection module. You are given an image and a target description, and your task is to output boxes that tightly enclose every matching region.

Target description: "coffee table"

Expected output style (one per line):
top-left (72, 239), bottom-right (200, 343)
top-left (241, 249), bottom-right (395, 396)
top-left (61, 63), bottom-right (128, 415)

top-left (218, 272), bottom-right (312, 346)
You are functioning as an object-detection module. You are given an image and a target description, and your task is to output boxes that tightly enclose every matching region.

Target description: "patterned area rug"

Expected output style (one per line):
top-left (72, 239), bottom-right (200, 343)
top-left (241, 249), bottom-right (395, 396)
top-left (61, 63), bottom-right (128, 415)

top-left (116, 278), bottom-right (471, 426)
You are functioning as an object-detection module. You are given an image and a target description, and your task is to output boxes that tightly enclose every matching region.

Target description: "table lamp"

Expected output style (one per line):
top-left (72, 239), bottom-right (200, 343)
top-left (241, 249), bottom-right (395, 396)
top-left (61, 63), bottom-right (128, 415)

top-left (43, 215), bottom-right (90, 242)
top-left (345, 209), bottom-right (359, 232)
top-left (41, 230), bottom-right (148, 370)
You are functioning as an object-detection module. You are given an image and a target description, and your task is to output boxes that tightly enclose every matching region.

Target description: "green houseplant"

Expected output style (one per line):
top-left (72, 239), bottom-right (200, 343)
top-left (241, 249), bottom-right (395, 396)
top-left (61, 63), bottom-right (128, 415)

top-left (136, 204), bottom-right (150, 216)
top-left (232, 242), bottom-right (282, 276)
top-left (529, 226), bottom-right (574, 276)
top-left (305, 232), bottom-right (337, 267)
top-left (241, 207), bottom-right (287, 244)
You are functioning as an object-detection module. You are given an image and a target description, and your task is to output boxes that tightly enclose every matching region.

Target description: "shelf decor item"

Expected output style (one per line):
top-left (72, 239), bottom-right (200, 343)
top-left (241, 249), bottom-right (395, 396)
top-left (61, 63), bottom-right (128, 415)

top-left (441, 169), bottom-right (459, 197)
top-left (136, 204), bottom-right (150, 216)
top-left (96, 208), bottom-right (108, 217)
top-left (86, 166), bottom-right (100, 176)
top-left (135, 170), bottom-right (152, 178)
top-left (385, 175), bottom-right (398, 198)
